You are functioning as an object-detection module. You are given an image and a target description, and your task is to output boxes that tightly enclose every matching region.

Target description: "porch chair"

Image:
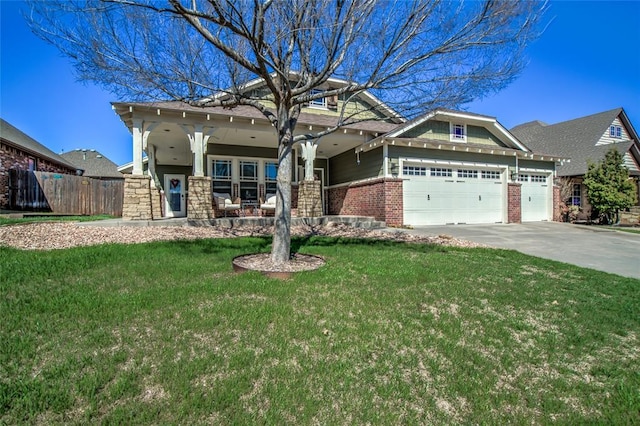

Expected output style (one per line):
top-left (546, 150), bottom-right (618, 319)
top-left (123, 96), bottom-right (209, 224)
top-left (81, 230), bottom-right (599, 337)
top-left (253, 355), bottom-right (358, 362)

top-left (213, 192), bottom-right (242, 217)
top-left (260, 193), bottom-right (277, 216)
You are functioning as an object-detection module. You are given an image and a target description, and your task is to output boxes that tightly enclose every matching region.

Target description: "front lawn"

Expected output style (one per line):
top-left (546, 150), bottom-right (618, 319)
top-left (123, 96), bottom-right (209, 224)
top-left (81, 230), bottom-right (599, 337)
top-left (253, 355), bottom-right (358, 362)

top-left (0, 215), bottom-right (112, 226)
top-left (1, 237), bottom-right (638, 424)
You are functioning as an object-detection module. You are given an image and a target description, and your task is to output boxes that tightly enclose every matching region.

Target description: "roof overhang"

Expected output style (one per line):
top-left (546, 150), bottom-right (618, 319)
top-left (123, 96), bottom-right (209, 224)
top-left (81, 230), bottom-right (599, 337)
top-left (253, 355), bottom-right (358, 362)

top-left (357, 137), bottom-right (570, 164)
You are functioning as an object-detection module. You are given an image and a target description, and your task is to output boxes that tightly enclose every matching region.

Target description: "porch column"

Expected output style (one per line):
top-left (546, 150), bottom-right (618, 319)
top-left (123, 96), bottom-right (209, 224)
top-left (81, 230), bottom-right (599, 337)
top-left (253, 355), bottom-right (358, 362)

top-left (180, 124), bottom-right (215, 177)
top-left (193, 124), bottom-right (205, 177)
top-left (300, 140), bottom-right (318, 181)
top-left (132, 118), bottom-right (144, 175)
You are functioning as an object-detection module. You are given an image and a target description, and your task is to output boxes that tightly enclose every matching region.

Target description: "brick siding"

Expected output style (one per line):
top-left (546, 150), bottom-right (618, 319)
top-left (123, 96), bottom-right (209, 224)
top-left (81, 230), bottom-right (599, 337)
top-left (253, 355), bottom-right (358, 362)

top-left (1, 141), bottom-right (76, 209)
top-left (328, 178), bottom-right (403, 226)
top-left (507, 182), bottom-right (521, 223)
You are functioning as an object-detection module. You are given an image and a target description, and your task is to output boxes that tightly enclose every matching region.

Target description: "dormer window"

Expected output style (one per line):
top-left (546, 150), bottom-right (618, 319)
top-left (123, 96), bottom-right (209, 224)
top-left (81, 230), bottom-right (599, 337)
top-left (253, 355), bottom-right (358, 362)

top-left (450, 123), bottom-right (467, 142)
top-left (308, 89), bottom-right (327, 108)
top-left (610, 125), bottom-right (622, 138)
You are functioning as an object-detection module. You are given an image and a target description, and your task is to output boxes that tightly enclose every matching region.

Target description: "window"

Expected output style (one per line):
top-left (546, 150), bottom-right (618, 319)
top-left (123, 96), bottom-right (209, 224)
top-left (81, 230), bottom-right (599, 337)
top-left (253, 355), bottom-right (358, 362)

top-left (457, 169), bottom-right (478, 179)
top-left (450, 123), bottom-right (466, 142)
top-left (481, 170), bottom-right (501, 180)
top-left (264, 161), bottom-right (278, 194)
top-left (239, 160), bottom-right (258, 201)
top-left (572, 184), bottom-right (581, 206)
top-left (212, 159), bottom-right (232, 194)
top-left (430, 167), bottom-right (452, 177)
top-left (610, 125), bottom-right (622, 138)
top-left (518, 174), bottom-right (529, 182)
top-left (530, 174), bottom-right (547, 183)
top-left (308, 89), bottom-right (327, 108)
top-left (403, 165), bottom-right (428, 176)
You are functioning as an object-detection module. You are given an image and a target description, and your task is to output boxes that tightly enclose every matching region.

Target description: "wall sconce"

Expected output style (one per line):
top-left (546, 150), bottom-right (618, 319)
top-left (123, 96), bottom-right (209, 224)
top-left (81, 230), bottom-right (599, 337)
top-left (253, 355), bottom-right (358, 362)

top-left (356, 151), bottom-right (360, 166)
top-left (391, 164), bottom-right (399, 178)
top-left (511, 171), bottom-right (518, 181)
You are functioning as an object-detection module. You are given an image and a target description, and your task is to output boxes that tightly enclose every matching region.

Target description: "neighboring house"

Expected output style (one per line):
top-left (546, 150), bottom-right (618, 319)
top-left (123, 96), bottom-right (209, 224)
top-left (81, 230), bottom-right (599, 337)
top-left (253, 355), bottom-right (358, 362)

top-left (113, 78), bottom-right (565, 225)
top-left (511, 108), bottom-right (640, 220)
top-left (61, 149), bottom-right (124, 180)
top-left (0, 118), bottom-right (78, 210)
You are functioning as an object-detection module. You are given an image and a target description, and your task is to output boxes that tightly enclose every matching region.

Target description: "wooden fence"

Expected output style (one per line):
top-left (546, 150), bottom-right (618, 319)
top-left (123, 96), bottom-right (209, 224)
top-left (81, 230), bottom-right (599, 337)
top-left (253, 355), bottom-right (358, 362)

top-left (8, 170), bottom-right (124, 216)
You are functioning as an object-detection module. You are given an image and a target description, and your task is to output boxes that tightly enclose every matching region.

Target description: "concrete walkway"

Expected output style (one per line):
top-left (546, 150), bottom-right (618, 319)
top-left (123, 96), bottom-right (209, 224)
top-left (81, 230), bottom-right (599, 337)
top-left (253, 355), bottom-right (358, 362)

top-left (396, 222), bottom-right (640, 280)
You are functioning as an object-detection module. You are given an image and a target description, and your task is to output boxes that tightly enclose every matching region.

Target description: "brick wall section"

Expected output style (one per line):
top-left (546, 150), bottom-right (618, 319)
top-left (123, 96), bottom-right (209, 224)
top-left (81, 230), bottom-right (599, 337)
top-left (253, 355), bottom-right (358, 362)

top-left (507, 182), bottom-right (521, 223)
top-left (553, 185), bottom-right (561, 222)
top-left (383, 179), bottom-right (404, 227)
top-left (1, 142), bottom-right (76, 209)
top-left (122, 174), bottom-right (152, 220)
top-left (328, 178), bottom-right (404, 226)
top-left (187, 176), bottom-right (213, 220)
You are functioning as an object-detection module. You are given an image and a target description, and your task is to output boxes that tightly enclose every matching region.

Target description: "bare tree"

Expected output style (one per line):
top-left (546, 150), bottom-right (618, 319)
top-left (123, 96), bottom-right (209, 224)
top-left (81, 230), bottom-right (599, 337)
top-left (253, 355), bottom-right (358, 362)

top-left (27, 0), bottom-right (546, 264)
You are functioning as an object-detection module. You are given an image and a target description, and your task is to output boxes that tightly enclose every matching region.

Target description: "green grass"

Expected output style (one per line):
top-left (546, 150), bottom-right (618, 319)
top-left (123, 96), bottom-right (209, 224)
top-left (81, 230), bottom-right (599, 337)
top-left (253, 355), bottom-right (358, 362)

top-left (0, 215), bottom-right (112, 226)
top-left (1, 237), bottom-right (638, 424)
top-left (605, 226), bottom-right (640, 234)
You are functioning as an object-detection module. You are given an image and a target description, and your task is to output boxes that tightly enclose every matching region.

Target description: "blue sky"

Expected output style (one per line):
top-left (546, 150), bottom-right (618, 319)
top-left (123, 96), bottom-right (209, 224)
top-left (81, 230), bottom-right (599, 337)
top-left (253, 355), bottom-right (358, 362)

top-left (1, 0), bottom-right (639, 166)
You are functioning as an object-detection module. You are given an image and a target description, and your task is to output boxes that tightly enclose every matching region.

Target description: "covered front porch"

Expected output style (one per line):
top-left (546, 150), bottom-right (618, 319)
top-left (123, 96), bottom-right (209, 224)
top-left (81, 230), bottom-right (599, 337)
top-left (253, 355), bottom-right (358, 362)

top-left (113, 102), bottom-right (374, 221)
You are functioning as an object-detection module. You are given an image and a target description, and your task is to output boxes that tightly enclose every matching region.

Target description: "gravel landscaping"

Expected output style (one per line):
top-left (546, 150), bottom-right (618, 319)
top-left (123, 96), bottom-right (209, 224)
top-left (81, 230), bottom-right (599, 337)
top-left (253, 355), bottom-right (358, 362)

top-left (0, 221), bottom-right (483, 251)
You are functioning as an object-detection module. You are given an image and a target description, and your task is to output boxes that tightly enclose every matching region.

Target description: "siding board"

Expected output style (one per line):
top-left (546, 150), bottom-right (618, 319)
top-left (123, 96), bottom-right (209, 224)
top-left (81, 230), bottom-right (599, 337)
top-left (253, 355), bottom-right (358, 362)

top-left (329, 147), bottom-right (383, 185)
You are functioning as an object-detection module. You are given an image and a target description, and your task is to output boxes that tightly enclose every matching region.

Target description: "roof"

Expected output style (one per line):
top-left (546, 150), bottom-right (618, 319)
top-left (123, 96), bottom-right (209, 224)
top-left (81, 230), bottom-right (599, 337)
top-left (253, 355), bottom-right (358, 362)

top-left (0, 118), bottom-right (77, 170)
top-left (511, 108), bottom-right (638, 176)
top-left (60, 149), bottom-right (124, 179)
top-left (112, 101), bottom-right (401, 135)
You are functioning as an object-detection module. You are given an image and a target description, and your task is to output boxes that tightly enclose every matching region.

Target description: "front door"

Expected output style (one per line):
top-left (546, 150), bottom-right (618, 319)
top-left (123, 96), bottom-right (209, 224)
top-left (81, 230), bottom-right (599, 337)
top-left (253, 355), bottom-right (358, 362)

top-left (164, 174), bottom-right (186, 217)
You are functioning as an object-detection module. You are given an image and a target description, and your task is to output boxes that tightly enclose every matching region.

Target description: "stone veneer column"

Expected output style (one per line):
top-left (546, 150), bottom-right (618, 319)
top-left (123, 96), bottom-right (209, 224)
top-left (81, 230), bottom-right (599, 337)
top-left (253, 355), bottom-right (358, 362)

top-left (122, 174), bottom-right (153, 220)
top-left (150, 186), bottom-right (163, 219)
top-left (507, 182), bottom-right (522, 223)
top-left (187, 176), bottom-right (213, 220)
top-left (297, 180), bottom-right (322, 217)
top-left (552, 185), bottom-right (561, 222)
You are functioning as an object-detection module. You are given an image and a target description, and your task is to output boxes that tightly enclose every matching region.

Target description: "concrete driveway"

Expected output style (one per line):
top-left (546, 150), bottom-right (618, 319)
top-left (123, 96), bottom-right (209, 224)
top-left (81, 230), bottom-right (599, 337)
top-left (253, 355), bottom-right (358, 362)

top-left (399, 222), bottom-right (640, 280)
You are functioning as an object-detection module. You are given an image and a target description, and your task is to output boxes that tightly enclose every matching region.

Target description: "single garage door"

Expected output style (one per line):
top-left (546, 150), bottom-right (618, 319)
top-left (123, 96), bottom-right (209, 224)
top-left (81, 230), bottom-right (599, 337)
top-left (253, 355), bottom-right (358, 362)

top-left (403, 164), bottom-right (505, 225)
top-left (519, 173), bottom-right (550, 222)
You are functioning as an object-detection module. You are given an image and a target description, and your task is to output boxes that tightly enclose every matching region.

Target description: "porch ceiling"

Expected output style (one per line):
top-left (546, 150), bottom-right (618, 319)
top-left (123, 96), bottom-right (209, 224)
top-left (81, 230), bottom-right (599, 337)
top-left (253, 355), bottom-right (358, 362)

top-left (148, 121), bottom-right (367, 165)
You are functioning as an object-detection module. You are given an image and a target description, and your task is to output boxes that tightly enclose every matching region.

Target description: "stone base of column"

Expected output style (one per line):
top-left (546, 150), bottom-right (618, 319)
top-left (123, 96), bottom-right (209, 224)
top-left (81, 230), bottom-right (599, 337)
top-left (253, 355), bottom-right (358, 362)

top-left (297, 180), bottom-right (322, 217)
top-left (187, 176), bottom-right (213, 220)
top-left (150, 184), bottom-right (163, 219)
top-left (122, 174), bottom-right (153, 220)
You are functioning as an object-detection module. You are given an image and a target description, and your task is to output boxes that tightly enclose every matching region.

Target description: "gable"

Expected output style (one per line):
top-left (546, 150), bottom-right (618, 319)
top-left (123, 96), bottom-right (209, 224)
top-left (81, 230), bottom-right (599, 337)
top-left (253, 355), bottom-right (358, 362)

top-left (397, 119), bottom-right (506, 147)
top-left (596, 116), bottom-right (633, 146)
top-left (239, 76), bottom-right (401, 123)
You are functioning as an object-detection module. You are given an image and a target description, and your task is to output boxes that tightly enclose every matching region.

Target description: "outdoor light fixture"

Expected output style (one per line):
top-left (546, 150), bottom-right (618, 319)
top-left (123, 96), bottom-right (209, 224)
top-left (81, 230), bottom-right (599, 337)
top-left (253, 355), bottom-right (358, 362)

top-left (356, 151), bottom-right (360, 165)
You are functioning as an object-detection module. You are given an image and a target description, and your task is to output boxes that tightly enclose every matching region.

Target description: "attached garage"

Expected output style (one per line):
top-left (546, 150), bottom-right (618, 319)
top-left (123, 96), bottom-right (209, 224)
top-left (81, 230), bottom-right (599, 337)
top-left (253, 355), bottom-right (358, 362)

top-left (519, 172), bottom-right (551, 221)
top-left (402, 162), bottom-right (506, 225)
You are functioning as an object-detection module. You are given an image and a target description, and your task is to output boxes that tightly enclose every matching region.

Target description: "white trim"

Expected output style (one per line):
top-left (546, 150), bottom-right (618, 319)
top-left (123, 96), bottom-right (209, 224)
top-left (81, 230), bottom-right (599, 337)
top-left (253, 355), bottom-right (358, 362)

top-left (399, 157), bottom-right (509, 224)
top-left (450, 122), bottom-right (467, 143)
top-left (164, 174), bottom-right (186, 217)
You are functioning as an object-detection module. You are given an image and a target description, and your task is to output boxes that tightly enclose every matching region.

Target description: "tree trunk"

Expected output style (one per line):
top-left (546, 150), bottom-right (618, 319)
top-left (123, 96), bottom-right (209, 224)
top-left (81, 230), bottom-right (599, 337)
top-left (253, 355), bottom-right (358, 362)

top-left (271, 106), bottom-right (294, 264)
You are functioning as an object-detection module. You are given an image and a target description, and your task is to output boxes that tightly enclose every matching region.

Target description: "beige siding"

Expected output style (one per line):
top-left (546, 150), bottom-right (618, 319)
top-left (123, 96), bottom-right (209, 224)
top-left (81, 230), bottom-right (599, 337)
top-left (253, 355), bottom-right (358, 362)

top-left (249, 87), bottom-right (391, 121)
top-left (329, 147), bottom-right (383, 185)
top-left (596, 117), bottom-right (632, 145)
top-left (624, 152), bottom-right (639, 173)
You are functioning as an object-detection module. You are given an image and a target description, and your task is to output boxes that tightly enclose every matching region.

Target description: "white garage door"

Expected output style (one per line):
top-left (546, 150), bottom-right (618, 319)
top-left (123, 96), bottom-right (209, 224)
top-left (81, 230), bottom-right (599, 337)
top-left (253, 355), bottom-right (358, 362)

top-left (403, 164), bottom-right (505, 226)
top-left (519, 173), bottom-right (550, 222)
